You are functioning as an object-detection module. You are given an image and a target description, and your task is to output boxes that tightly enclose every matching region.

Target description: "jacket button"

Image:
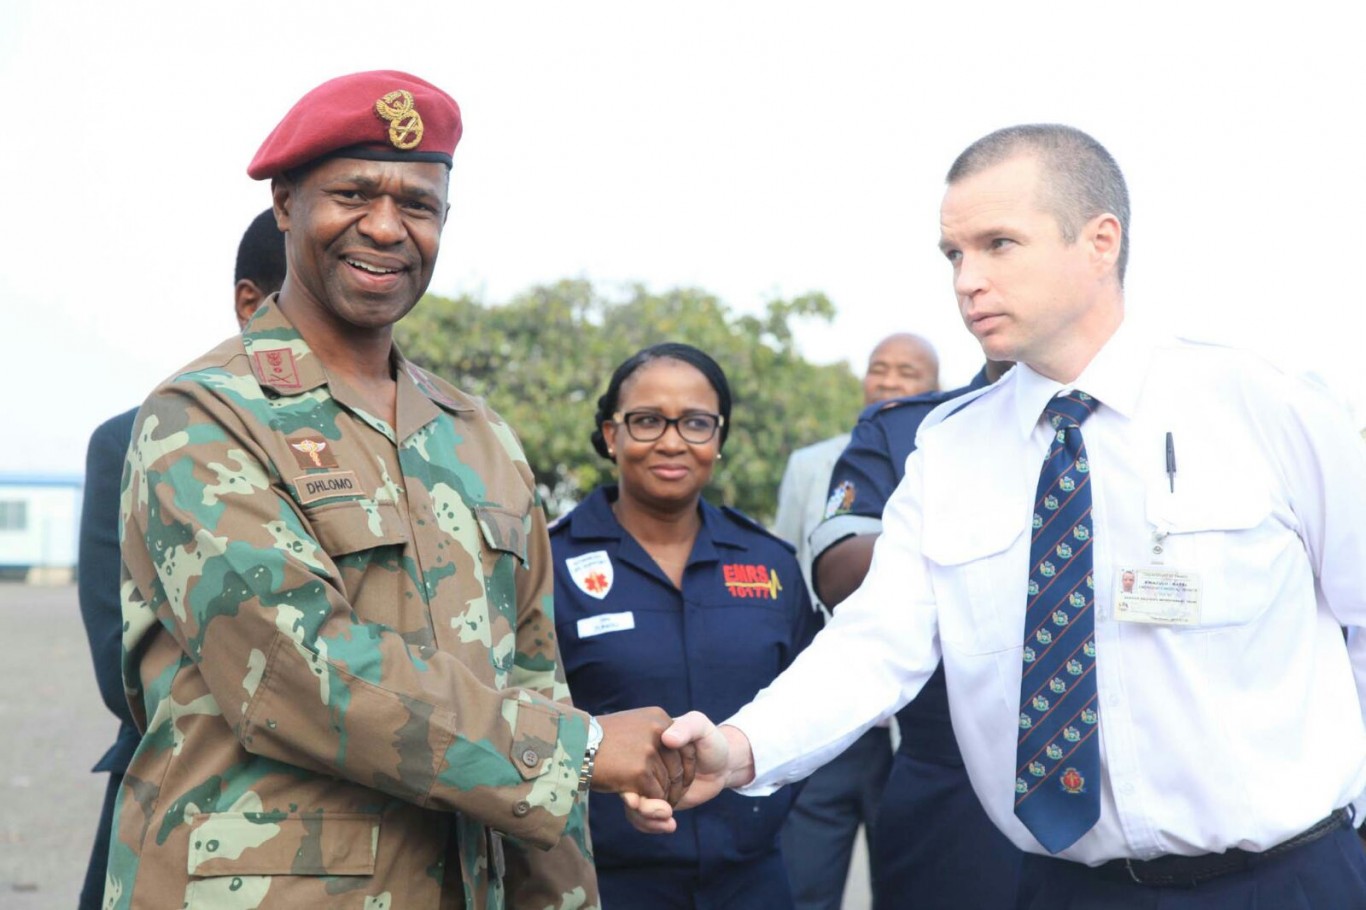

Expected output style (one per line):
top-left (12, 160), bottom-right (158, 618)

top-left (512, 800), bottom-right (531, 817)
top-left (521, 748), bottom-right (540, 767)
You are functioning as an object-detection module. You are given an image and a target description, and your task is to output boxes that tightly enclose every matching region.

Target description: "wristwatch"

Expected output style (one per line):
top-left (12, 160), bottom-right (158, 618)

top-left (578, 715), bottom-right (604, 794)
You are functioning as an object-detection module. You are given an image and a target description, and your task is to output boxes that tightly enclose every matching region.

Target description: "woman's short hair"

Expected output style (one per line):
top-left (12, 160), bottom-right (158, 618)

top-left (591, 342), bottom-right (732, 460)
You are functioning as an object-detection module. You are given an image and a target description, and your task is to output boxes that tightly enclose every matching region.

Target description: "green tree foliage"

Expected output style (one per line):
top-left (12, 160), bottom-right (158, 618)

top-left (396, 280), bottom-right (862, 522)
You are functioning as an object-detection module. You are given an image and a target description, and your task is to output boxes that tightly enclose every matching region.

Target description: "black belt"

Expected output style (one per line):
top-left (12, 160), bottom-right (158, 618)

top-left (1094, 808), bottom-right (1351, 888)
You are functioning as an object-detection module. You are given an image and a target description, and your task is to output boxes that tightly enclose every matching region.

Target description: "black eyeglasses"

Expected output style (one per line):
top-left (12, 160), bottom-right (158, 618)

top-left (613, 410), bottom-right (725, 444)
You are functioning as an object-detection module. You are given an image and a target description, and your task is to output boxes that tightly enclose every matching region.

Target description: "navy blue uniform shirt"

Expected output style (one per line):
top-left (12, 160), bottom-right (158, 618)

top-left (813, 371), bottom-right (990, 765)
top-left (813, 370), bottom-right (1026, 910)
top-left (551, 486), bottom-right (820, 879)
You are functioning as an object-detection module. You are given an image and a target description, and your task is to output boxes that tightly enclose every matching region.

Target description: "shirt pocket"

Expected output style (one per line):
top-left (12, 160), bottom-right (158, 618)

top-left (1144, 482), bottom-right (1277, 629)
top-left (475, 504), bottom-right (531, 568)
top-left (922, 505), bottom-right (1030, 656)
top-left (472, 503), bottom-right (534, 686)
top-left (183, 811), bottom-right (378, 903)
top-left (691, 594), bottom-right (794, 716)
top-left (303, 499), bottom-right (411, 628)
top-left (305, 499), bottom-right (409, 557)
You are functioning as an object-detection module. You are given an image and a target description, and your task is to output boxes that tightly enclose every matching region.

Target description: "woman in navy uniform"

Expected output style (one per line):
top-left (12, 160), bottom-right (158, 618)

top-left (552, 343), bottom-right (820, 909)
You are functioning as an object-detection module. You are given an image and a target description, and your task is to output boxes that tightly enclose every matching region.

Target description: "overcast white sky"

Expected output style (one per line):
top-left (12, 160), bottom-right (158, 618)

top-left (2, 1), bottom-right (1363, 476)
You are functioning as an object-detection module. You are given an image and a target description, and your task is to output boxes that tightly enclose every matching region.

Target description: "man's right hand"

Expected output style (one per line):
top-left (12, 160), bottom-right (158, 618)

top-left (591, 707), bottom-right (696, 805)
top-left (620, 711), bottom-right (755, 834)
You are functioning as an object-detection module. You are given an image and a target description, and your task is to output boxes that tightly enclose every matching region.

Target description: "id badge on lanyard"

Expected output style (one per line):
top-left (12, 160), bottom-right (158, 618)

top-left (1114, 522), bottom-right (1202, 626)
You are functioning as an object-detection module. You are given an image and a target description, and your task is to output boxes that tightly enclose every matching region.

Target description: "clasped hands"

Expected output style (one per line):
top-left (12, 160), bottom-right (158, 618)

top-left (590, 709), bottom-right (754, 834)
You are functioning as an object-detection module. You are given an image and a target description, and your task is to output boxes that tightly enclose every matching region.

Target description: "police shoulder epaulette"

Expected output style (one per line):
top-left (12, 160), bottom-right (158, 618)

top-left (920, 379), bottom-right (1008, 434)
top-left (721, 506), bottom-right (796, 554)
top-left (858, 388), bottom-right (961, 423)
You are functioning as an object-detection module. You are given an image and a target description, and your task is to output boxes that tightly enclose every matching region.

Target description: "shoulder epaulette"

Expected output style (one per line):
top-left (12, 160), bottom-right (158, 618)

top-left (857, 387), bottom-right (965, 423)
top-left (721, 506), bottom-right (796, 554)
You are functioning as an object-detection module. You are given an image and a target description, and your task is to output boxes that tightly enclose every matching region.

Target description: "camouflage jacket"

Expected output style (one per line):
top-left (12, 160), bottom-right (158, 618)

top-left (110, 300), bottom-right (598, 909)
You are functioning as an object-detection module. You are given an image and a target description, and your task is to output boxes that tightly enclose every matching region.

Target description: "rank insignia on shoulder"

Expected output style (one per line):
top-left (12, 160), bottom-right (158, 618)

top-left (254, 348), bottom-right (302, 390)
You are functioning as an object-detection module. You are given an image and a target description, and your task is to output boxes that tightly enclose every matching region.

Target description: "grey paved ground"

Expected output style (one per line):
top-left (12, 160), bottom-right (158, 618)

top-left (0, 583), bottom-right (112, 909)
top-left (0, 582), bottom-right (871, 908)
top-left (842, 830), bottom-right (872, 909)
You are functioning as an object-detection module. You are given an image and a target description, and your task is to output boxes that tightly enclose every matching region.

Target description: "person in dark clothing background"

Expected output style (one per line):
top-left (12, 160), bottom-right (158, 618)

top-left (74, 207), bottom-right (285, 910)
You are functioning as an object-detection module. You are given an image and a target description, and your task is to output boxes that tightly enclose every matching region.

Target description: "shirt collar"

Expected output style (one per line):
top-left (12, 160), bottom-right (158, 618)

top-left (242, 295), bottom-right (474, 417)
top-left (567, 486), bottom-right (626, 540)
top-left (1010, 316), bottom-right (1164, 437)
top-left (566, 486), bottom-right (747, 553)
top-left (242, 297), bottom-right (328, 394)
top-left (701, 501), bottom-right (746, 551)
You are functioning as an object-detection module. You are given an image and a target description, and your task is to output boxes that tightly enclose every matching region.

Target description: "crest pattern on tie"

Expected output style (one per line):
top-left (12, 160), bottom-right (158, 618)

top-left (1015, 390), bottom-right (1101, 854)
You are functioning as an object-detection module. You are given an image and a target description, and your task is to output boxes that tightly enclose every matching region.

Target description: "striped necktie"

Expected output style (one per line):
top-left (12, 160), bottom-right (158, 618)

top-left (1014, 390), bottom-right (1102, 854)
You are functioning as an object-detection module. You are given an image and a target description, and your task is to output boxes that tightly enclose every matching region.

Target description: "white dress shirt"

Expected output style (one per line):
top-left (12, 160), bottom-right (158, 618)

top-left (773, 433), bottom-right (850, 612)
top-left (730, 319), bottom-right (1366, 864)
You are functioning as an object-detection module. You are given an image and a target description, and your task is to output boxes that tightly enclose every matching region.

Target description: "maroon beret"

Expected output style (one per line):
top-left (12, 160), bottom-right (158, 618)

top-left (248, 70), bottom-right (462, 180)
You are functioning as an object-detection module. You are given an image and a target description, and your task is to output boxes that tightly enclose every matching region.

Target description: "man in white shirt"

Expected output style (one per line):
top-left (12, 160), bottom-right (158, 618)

top-left (630, 124), bottom-right (1366, 908)
top-left (773, 332), bottom-right (938, 910)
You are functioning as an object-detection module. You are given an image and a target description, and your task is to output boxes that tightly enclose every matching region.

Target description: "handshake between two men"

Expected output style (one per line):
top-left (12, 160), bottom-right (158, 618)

top-left (596, 709), bottom-right (746, 830)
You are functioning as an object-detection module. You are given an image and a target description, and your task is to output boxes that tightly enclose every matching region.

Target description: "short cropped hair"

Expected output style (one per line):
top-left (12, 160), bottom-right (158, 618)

top-left (947, 124), bottom-right (1131, 284)
top-left (234, 208), bottom-right (287, 295)
top-left (591, 343), bottom-right (733, 460)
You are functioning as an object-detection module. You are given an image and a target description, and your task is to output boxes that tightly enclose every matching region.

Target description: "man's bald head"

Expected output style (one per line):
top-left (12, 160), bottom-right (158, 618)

top-left (863, 333), bottom-right (940, 405)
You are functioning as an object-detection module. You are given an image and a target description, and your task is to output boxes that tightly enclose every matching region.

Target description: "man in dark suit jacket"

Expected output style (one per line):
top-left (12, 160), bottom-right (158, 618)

top-left (76, 208), bottom-right (285, 910)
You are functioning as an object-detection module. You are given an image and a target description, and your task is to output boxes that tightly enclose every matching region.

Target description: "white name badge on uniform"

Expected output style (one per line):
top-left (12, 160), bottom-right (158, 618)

top-left (1114, 567), bottom-right (1202, 625)
top-left (577, 612), bottom-right (635, 639)
top-left (566, 550), bottom-right (614, 600)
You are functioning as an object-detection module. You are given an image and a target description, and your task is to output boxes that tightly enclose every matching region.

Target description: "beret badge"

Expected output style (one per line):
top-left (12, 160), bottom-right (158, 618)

top-left (374, 89), bottom-right (424, 150)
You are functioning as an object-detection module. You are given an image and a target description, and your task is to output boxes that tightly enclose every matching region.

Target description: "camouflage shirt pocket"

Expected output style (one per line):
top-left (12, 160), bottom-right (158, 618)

top-left (306, 500), bottom-right (409, 557)
top-left (474, 505), bottom-right (531, 567)
top-left (186, 811), bottom-right (379, 877)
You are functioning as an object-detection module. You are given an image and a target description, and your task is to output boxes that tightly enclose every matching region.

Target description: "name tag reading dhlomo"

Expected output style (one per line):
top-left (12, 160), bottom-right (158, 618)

top-left (1114, 567), bottom-right (1202, 625)
top-left (294, 471), bottom-right (361, 505)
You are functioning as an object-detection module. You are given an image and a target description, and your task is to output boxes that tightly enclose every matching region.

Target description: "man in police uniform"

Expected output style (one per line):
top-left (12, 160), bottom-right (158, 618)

top-left (111, 71), bottom-right (688, 909)
top-left (637, 124), bottom-right (1366, 909)
top-left (775, 332), bottom-right (940, 612)
top-left (808, 359), bottom-right (1022, 910)
top-left (772, 332), bottom-right (939, 910)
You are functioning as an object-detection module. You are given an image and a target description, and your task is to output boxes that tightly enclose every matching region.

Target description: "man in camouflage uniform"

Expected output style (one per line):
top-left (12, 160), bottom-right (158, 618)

top-left (109, 71), bottom-right (686, 909)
